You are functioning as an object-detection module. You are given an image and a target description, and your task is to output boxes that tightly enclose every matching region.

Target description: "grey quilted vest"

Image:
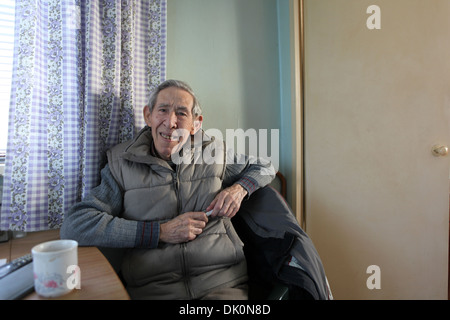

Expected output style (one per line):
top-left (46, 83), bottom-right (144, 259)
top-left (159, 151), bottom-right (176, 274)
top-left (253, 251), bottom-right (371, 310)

top-left (107, 127), bottom-right (247, 299)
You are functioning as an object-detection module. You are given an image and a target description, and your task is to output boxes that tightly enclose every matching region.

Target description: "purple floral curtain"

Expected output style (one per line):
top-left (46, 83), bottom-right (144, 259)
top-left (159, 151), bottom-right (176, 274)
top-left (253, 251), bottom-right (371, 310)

top-left (0, 0), bottom-right (166, 231)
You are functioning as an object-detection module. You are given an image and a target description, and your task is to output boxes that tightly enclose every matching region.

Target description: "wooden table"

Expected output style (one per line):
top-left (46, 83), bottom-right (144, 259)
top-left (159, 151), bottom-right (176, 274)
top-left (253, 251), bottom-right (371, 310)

top-left (0, 230), bottom-right (130, 300)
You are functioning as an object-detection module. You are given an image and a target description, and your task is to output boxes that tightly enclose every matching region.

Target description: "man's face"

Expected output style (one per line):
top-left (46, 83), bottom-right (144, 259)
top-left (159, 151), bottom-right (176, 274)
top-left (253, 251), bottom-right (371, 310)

top-left (144, 86), bottom-right (201, 160)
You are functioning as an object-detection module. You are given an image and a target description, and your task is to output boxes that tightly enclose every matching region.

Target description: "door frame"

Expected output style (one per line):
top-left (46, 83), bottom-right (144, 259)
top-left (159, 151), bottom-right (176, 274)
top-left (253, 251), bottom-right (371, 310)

top-left (289, 0), bottom-right (305, 229)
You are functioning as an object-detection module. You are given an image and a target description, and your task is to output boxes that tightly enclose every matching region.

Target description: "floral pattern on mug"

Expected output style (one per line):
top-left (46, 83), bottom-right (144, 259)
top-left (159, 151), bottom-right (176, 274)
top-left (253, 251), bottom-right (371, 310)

top-left (34, 272), bottom-right (67, 296)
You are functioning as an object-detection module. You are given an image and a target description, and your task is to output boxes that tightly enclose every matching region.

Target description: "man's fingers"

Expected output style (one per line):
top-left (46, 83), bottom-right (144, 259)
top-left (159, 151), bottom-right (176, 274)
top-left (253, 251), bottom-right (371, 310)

top-left (210, 195), bottom-right (225, 217)
top-left (185, 211), bottom-right (209, 222)
top-left (207, 184), bottom-right (247, 218)
top-left (160, 211), bottom-right (209, 244)
top-left (218, 199), bottom-right (232, 216)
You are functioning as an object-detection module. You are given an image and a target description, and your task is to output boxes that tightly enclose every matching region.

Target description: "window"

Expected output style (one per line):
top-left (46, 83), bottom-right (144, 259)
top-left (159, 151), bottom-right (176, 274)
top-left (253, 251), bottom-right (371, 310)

top-left (0, 0), bottom-right (15, 161)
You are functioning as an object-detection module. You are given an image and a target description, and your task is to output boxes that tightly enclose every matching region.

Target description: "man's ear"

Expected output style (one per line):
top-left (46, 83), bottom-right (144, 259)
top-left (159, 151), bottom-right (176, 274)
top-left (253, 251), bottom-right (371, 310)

top-left (191, 115), bottom-right (203, 134)
top-left (143, 105), bottom-right (152, 127)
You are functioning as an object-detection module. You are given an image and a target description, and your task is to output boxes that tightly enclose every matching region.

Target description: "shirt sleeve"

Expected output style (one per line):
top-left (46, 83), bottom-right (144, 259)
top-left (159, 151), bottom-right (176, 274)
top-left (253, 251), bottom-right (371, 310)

top-left (60, 164), bottom-right (160, 249)
top-left (223, 147), bottom-right (276, 197)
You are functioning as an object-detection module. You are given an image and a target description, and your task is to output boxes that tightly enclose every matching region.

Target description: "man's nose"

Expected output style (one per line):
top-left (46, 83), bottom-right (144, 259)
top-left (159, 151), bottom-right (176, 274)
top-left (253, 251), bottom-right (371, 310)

top-left (164, 111), bottom-right (178, 128)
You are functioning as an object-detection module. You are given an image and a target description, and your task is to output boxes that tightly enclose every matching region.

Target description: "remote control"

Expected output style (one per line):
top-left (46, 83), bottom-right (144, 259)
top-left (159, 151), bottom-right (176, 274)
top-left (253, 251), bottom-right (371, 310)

top-left (0, 253), bottom-right (32, 279)
top-left (0, 258), bottom-right (34, 300)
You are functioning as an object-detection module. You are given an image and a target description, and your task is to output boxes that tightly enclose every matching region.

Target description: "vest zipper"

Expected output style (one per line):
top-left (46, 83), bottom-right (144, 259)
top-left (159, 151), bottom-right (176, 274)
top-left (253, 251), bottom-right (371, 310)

top-left (171, 170), bottom-right (182, 215)
top-left (180, 243), bottom-right (194, 299)
top-left (172, 167), bottom-right (194, 299)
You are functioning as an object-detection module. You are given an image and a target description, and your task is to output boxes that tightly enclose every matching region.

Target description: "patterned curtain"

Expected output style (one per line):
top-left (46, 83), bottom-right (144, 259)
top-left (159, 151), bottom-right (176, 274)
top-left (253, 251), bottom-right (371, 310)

top-left (0, 0), bottom-right (166, 231)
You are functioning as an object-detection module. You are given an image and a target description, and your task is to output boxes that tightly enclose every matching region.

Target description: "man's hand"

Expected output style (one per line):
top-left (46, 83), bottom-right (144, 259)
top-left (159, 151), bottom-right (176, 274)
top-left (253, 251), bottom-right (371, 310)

top-left (205, 184), bottom-right (248, 219)
top-left (160, 211), bottom-right (208, 244)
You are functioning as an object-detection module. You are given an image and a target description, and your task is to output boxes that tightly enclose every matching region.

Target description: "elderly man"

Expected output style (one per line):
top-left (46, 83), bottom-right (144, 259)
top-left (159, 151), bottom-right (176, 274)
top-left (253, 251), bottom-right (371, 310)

top-left (61, 79), bottom-right (275, 300)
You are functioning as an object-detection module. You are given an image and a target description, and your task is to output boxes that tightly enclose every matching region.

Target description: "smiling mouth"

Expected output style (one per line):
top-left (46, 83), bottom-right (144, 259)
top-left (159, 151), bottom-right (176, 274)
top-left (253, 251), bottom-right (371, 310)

top-left (160, 132), bottom-right (180, 142)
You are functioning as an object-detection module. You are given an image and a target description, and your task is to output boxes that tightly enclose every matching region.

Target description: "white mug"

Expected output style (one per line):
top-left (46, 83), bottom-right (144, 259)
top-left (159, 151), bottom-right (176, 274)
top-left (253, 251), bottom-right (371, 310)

top-left (31, 239), bottom-right (78, 298)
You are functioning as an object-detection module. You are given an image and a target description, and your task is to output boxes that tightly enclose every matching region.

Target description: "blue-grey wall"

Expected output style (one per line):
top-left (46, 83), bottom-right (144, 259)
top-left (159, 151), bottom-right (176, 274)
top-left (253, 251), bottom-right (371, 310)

top-left (166, 0), bottom-right (293, 203)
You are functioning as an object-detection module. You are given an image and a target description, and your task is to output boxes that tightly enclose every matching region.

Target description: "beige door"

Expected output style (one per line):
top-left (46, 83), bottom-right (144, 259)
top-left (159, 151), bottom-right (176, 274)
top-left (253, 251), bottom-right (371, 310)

top-left (303, 0), bottom-right (449, 299)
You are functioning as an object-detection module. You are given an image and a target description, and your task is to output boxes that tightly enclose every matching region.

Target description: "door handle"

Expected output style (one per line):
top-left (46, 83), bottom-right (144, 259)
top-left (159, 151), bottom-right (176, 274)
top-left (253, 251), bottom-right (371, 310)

top-left (431, 145), bottom-right (449, 157)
